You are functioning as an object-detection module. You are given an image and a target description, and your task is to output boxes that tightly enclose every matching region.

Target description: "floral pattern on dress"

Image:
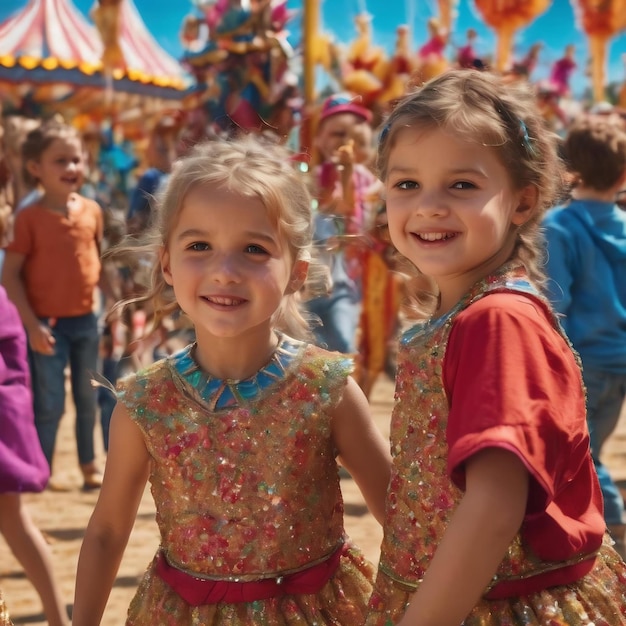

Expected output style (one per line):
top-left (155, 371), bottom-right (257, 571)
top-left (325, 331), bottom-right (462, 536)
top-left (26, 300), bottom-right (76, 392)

top-left (116, 336), bottom-right (376, 625)
top-left (366, 265), bottom-right (626, 625)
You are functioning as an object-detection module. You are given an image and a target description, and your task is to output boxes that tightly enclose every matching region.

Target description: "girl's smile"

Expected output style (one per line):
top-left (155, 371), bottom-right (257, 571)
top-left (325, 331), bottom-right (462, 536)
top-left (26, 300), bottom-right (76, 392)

top-left (385, 126), bottom-right (533, 311)
top-left (26, 135), bottom-right (85, 210)
top-left (200, 294), bottom-right (248, 308)
top-left (161, 185), bottom-right (301, 378)
top-left (412, 230), bottom-right (459, 243)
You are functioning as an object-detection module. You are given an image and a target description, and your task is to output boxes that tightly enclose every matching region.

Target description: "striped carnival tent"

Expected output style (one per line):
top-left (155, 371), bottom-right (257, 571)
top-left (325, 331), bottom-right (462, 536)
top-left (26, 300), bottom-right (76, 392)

top-left (115, 0), bottom-right (190, 93)
top-left (0, 0), bottom-right (193, 120)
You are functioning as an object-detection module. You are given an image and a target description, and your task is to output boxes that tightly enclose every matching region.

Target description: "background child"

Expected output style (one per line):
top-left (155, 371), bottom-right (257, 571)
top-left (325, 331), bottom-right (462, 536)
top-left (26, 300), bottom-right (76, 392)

top-left (306, 93), bottom-right (379, 356)
top-left (346, 120), bottom-right (402, 398)
top-left (72, 136), bottom-right (391, 625)
top-left (366, 70), bottom-right (626, 626)
top-left (543, 115), bottom-right (626, 556)
top-left (1, 119), bottom-right (103, 490)
top-left (0, 206), bottom-right (68, 626)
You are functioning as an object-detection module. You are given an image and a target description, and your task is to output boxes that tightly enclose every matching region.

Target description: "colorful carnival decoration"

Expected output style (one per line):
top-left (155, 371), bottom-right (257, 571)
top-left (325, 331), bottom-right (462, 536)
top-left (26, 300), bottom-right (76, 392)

top-left (570, 0), bottom-right (626, 102)
top-left (0, 0), bottom-right (103, 113)
top-left (411, 0), bottom-right (459, 85)
top-left (405, 2), bottom-right (457, 86)
top-left (0, 0), bottom-right (192, 123)
top-left (334, 14), bottom-right (419, 110)
top-left (92, 0), bottom-right (126, 77)
top-left (437, 0), bottom-right (458, 36)
top-left (473, 0), bottom-right (551, 72)
top-left (548, 44), bottom-right (577, 96)
top-left (341, 13), bottom-right (390, 106)
top-left (180, 0), bottom-right (299, 137)
top-left (413, 17), bottom-right (450, 84)
top-left (382, 24), bottom-right (416, 102)
top-left (456, 27), bottom-right (481, 68)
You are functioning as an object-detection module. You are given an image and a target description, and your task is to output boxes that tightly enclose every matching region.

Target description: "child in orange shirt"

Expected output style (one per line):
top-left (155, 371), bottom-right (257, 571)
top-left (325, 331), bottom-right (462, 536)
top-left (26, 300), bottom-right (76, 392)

top-left (1, 119), bottom-right (103, 490)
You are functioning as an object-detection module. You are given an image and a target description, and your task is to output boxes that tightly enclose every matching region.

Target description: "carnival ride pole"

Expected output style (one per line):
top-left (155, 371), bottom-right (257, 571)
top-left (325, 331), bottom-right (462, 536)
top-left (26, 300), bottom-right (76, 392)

top-left (301, 0), bottom-right (319, 155)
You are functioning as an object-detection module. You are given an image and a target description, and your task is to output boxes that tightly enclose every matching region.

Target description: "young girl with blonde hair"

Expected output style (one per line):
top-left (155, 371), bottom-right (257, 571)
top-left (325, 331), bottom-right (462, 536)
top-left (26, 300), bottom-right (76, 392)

top-left (72, 135), bottom-right (391, 625)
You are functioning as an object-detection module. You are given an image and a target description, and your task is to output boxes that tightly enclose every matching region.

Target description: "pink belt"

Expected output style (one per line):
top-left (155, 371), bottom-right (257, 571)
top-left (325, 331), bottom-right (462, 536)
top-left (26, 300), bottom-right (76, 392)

top-left (484, 555), bottom-right (596, 599)
top-left (156, 543), bottom-right (346, 605)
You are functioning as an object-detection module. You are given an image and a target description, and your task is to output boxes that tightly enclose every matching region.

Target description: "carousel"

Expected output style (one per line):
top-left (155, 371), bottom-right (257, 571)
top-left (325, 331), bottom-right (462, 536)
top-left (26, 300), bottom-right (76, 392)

top-left (0, 0), bottom-right (197, 208)
top-left (0, 0), bottom-right (194, 127)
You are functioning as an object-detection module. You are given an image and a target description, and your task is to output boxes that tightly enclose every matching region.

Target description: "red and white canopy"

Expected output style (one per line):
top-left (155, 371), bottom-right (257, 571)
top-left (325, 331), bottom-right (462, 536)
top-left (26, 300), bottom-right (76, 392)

top-left (0, 0), bottom-right (101, 67)
top-left (0, 0), bottom-right (191, 109)
top-left (118, 0), bottom-right (187, 87)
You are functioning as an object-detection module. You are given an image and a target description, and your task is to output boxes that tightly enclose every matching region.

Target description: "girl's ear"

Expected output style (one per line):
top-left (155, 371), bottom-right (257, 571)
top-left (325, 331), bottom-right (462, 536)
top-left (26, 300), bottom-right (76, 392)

top-left (286, 259), bottom-right (309, 294)
top-left (511, 185), bottom-right (539, 226)
top-left (25, 159), bottom-right (40, 182)
top-left (160, 247), bottom-right (173, 286)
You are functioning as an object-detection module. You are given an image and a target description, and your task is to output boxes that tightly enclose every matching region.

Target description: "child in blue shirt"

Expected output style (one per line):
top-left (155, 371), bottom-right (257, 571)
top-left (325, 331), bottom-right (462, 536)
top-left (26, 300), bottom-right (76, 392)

top-left (543, 114), bottom-right (626, 555)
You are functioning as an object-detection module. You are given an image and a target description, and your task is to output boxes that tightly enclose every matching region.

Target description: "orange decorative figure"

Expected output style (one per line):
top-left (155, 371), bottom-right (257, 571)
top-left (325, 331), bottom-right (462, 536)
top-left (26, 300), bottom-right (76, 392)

top-left (437, 0), bottom-right (458, 36)
top-left (378, 25), bottom-right (415, 103)
top-left (414, 17), bottom-right (449, 85)
top-left (343, 14), bottom-right (387, 106)
top-left (457, 27), bottom-right (479, 68)
top-left (473, 0), bottom-right (550, 72)
top-left (91, 0), bottom-right (126, 74)
top-left (570, 0), bottom-right (626, 102)
top-left (347, 13), bottom-right (385, 73)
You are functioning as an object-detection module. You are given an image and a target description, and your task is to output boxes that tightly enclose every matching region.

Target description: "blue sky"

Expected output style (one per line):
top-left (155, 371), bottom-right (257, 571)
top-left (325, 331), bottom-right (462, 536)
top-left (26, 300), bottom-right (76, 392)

top-left (1, 0), bottom-right (625, 99)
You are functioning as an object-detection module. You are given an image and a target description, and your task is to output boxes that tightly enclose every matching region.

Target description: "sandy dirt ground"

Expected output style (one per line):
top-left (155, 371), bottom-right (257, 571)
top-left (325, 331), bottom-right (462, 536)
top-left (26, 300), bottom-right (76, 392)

top-left (0, 376), bottom-right (394, 625)
top-left (2, 374), bottom-right (626, 625)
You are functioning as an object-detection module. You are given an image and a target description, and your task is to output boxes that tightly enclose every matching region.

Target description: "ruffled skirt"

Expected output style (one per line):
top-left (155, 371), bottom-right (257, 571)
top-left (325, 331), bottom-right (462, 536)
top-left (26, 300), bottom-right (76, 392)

top-left (366, 541), bottom-right (626, 625)
top-left (127, 542), bottom-right (375, 625)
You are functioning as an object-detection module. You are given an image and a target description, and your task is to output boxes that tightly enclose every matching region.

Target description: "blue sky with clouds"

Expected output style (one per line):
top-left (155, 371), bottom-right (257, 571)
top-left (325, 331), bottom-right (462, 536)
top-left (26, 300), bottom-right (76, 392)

top-left (1, 0), bottom-right (625, 99)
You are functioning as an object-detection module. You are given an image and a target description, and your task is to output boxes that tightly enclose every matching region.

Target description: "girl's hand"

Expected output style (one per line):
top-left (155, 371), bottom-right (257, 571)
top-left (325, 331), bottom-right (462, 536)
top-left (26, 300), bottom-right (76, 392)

top-left (27, 321), bottom-right (56, 355)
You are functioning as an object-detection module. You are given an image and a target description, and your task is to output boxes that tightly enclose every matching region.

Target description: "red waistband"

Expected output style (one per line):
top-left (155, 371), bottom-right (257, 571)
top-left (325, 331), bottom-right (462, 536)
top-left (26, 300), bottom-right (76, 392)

top-left (155, 543), bottom-right (346, 605)
top-left (484, 556), bottom-right (596, 600)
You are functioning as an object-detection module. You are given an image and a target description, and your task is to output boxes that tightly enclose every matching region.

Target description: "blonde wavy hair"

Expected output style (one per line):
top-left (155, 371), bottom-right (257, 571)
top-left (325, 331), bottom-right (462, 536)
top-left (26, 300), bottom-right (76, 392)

top-left (116, 135), bottom-right (326, 341)
top-left (377, 69), bottom-right (564, 315)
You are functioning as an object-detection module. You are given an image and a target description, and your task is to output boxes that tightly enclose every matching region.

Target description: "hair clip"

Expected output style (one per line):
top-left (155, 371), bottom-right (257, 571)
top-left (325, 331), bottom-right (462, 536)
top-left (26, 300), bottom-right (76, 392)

top-left (519, 119), bottom-right (536, 156)
top-left (380, 123), bottom-right (391, 143)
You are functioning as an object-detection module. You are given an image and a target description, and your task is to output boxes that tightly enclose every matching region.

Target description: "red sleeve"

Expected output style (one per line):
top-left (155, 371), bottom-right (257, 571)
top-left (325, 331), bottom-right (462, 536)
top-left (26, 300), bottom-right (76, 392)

top-left (444, 293), bottom-right (589, 516)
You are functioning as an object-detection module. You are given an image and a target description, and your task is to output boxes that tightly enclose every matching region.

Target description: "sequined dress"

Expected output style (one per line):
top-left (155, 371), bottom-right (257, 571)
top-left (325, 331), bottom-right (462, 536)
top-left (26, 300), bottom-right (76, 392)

top-left (0, 589), bottom-right (12, 626)
top-left (366, 266), bottom-right (626, 625)
top-left (116, 334), bottom-right (375, 625)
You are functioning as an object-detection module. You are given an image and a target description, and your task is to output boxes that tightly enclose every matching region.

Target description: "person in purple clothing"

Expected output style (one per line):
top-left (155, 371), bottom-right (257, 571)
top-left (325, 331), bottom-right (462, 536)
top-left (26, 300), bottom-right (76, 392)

top-left (548, 44), bottom-right (577, 97)
top-left (0, 279), bottom-right (68, 625)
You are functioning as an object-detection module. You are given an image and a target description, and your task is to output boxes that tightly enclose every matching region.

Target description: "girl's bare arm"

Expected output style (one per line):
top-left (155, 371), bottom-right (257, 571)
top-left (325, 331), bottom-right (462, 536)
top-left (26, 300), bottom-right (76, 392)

top-left (397, 448), bottom-right (529, 626)
top-left (72, 402), bottom-right (150, 626)
top-left (331, 376), bottom-right (392, 524)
